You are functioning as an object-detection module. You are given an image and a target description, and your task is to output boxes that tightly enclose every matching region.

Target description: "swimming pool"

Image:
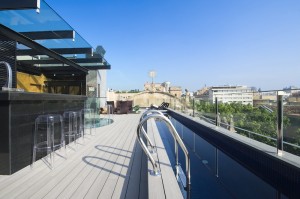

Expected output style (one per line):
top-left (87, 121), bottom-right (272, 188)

top-left (84, 117), bottom-right (113, 128)
top-left (156, 118), bottom-right (290, 199)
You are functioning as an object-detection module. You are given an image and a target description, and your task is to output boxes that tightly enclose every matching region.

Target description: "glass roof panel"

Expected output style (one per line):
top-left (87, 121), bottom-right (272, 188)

top-left (0, 0), bottom-right (92, 50)
top-left (0, 1), bottom-right (72, 32)
top-left (0, 0), bottom-right (107, 72)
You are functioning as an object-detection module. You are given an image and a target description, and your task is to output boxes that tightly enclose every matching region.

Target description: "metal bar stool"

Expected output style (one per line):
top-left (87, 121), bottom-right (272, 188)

top-left (82, 108), bottom-right (95, 135)
top-left (63, 111), bottom-right (78, 149)
top-left (32, 114), bottom-right (65, 169)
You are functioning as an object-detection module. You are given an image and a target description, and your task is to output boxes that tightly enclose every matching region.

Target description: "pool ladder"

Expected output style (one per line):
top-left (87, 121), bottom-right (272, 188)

top-left (136, 109), bottom-right (191, 190)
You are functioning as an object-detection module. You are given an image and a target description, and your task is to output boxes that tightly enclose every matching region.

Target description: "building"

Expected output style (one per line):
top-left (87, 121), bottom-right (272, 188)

top-left (0, 0), bottom-right (111, 175)
top-left (209, 85), bottom-right (253, 105)
top-left (194, 86), bottom-right (210, 100)
top-left (253, 91), bottom-right (277, 106)
top-left (144, 81), bottom-right (182, 97)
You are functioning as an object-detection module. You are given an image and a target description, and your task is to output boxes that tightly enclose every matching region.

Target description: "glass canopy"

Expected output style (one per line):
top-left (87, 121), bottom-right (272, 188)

top-left (0, 0), bottom-right (91, 49)
top-left (0, 0), bottom-right (110, 72)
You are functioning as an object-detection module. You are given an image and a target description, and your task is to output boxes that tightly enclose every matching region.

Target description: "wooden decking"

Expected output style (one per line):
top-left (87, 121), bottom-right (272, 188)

top-left (147, 119), bottom-right (183, 199)
top-left (0, 113), bottom-right (147, 199)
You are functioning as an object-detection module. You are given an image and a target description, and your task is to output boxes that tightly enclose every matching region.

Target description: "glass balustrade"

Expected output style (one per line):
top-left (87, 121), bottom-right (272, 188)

top-left (176, 89), bottom-right (300, 156)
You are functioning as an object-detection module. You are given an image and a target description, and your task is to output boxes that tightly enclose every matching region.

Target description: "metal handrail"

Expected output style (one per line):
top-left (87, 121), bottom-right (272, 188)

top-left (0, 61), bottom-right (12, 89)
top-left (140, 109), bottom-right (167, 121)
top-left (137, 114), bottom-right (161, 176)
top-left (139, 109), bottom-right (166, 151)
top-left (137, 113), bottom-right (191, 189)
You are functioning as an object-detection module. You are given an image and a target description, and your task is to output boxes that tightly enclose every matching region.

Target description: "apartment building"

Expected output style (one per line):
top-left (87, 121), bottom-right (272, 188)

top-left (209, 86), bottom-right (253, 105)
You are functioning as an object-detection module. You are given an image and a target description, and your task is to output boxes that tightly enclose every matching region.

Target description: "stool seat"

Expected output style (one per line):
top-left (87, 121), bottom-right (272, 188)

top-left (32, 114), bottom-right (65, 169)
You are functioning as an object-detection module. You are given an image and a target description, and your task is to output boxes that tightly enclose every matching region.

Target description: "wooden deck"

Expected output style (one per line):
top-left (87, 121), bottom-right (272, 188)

top-left (147, 119), bottom-right (183, 199)
top-left (0, 113), bottom-right (147, 199)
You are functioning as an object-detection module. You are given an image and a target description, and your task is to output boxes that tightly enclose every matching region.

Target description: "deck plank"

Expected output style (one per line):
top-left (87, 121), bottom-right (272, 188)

top-left (53, 120), bottom-right (131, 199)
top-left (147, 119), bottom-right (166, 199)
top-left (0, 112), bottom-right (182, 199)
top-left (0, 114), bottom-right (143, 199)
top-left (96, 118), bottom-right (138, 198)
top-left (111, 140), bottom-right (138, 199)
top-left (123, 142), bottom-right (143, 199)
top-left (25, 124), bottom-right (119, 199)
top-left (75, 119), bottom-right (134, 199)
top-left (150, 119), bottom-right (183, 199)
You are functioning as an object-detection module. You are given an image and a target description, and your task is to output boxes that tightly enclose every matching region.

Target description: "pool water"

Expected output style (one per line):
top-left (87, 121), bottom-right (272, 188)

top-left (156, 119), bottom-right (288, 199)
top-left (84, 118), bottom-right (113, 128)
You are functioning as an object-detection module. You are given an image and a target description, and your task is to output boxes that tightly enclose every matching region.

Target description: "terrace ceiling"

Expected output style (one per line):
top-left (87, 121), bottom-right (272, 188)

top-left (0, 0), bottom-right (110, 77)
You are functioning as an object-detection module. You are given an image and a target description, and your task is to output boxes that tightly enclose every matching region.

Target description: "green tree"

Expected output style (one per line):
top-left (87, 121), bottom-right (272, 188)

top-left (195, 101), bottom-right (290, 147)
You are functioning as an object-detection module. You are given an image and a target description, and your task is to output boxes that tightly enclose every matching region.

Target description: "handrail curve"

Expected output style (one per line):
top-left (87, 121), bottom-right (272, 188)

top-left (137, 112), bottom-right (191, 188)
top-left (139, 109), bottom-right (165, 151)
top-left (140, 109), bottom-right (166, 121)
top-left (137, 114), bottom-right (161, 176)
top-left (0, 61), bottom-right (12, 88)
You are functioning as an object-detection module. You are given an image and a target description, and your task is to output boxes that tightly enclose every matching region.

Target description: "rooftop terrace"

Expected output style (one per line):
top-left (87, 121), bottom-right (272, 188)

top-left (0, 114), bottom-right (148, 199)
top-left (1, 108), bottom-right (300, 198)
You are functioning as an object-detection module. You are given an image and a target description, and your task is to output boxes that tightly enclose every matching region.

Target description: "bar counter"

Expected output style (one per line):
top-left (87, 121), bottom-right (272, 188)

top-left (0, 91), bottom-right (86, 175)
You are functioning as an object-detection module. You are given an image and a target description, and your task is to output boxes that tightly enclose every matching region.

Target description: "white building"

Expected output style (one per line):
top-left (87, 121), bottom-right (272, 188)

top-left (209, 86), bottom-right (253, 105)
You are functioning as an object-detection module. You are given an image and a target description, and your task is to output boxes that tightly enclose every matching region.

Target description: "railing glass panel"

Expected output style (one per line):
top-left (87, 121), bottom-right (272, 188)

top-left (178, 89), bottom-right (300, 156)
top-left (85, 97), bottom-right (113, 127)
top-left (283, 89), bottom-right (300, 155)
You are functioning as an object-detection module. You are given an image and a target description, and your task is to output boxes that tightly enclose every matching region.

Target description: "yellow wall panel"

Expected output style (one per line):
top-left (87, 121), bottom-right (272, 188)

top-left (17, 72), bottom-right (47, 93)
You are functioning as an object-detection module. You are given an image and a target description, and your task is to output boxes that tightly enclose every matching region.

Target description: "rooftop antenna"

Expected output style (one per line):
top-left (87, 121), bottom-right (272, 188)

top-left (148, 70), bottom-right (156, 92)
top-left (148, 70), bottom-right (156, 84)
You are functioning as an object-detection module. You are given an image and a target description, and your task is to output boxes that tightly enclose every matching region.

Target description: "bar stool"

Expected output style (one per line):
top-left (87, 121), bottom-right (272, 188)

top-left (63, 111), bottom-right (78, 148)
top-left (32, 114), bottom-right (65, 169)
top-left (77, 110), bottom-right (84, 141)
top-left (82, 108), bottom-right (95, 135)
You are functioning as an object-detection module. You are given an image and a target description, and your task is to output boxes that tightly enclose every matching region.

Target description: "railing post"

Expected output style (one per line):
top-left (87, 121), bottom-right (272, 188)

top-left (215, 148), bottom-right (219, 177)
top-left (215, 97), bottom-right (219, 126)
top-left (277, 92), bottom-right (284, 156)
top-left (192, 98), bottom-right (195, 117)
top-left (174, 98), bottom-right (176, 110)
top-left (175, 140), bottom-right (179, 175)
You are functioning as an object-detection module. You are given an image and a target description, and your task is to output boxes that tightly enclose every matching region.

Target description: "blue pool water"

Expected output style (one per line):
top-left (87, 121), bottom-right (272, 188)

top-left (85, 118), bottom-right (113, 128)
top-left (156, 119), bottom-right (289, 199)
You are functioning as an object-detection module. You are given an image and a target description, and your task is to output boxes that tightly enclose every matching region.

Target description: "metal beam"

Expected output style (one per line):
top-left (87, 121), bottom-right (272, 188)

top-left (19, 30), bottom-right (75, 40)
top-left (17, 47), bottom-right (93, 56)
top-left (0, 0), bottom-right (40, 10)
top-left (18, 57), bottom-right (102, 65)
top-left (0, 24), bottom-right (88, 74)
top-left (16, 63), bottom-right (41, 76)
top-left (41, 66), bottom-right (86, 76)
top-left (84, 65), bottom-right (111, 70)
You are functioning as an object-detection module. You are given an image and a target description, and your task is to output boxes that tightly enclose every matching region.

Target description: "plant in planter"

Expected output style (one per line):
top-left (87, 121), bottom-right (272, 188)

top-left (133, 105), bottom-right (140, 113)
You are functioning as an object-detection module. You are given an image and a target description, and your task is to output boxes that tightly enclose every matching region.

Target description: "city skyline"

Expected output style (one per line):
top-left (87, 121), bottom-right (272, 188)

top-left (48, 0), bottom-right (300, 92)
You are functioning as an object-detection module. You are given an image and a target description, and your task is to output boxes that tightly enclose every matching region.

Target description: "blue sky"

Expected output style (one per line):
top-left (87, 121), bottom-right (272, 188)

top-left (47, 0), bottom-right (300, 91)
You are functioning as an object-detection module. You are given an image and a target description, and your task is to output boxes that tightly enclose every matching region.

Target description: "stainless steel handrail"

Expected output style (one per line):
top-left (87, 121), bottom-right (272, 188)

top-left (0, 61), bottom-right (12, 89)
top-left (137, 113), bottom-right (191, 188)
top-left (137, 115), bottom-right (161, 176)
top-left (140, 109), bottom-right (167, 121)
top-left (139, 110), bottom-right (166, 151)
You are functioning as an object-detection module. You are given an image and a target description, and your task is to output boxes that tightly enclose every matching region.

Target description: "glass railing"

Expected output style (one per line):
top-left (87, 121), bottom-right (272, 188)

top-left (283, 90), bottom-right (300, 155)
top-left (84, 97), bottom-right (113, 127)
top-left (177, 89), bottom-right (300, 156)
